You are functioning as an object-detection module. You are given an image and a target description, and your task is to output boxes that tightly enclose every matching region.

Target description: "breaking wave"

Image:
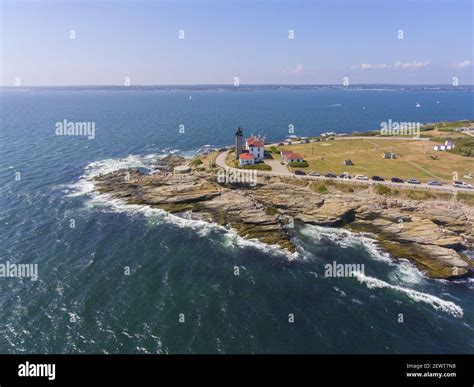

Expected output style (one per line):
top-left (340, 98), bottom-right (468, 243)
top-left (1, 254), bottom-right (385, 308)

top-left (67, 154), bottom-right (297, 260)
top-left (353, 272), bottom-right (463, 318)
top-left (300, 224), bottom-right (392, 261)
top-left (67, 154), bottom-right (157, 198)
top-left (300, 224), bottom-right (425, 285)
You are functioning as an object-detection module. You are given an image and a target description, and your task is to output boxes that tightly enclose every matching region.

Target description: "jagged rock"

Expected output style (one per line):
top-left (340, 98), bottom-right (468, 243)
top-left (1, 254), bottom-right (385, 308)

top-left (92, 160), bottom-right (474, 279)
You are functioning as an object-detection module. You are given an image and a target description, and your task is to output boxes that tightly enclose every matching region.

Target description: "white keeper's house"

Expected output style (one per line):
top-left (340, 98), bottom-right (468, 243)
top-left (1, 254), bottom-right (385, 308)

top-left (235, 129), bottom-right (265, 166)
top-left (245, 135), bottom-right (265, 161)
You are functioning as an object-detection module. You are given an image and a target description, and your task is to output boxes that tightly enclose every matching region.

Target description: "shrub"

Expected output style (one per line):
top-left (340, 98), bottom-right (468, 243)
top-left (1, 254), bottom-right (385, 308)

top-left (190, 158), bottom-right (203, 166)
top-left (264, 150), bottom-right (274, 159)
top-left (450, 137), bottom-right (474, 157)
top-left (317, 185), bottom-right (328, 193)
top-left (375, 184), bottom-right (393, 196)
top-left (311, 182), bottom-right (328, 193)
top-left (269, 146), bottom-right (280, 154)
top-left (240, 163), bottom-right (272, 171)
top-left (288, 161), bottom-right (309, 168)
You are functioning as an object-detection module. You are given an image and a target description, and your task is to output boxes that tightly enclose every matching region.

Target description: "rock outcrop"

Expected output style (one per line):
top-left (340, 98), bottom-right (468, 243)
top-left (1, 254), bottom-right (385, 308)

top-left (92, 156), bottom-right (473, 279)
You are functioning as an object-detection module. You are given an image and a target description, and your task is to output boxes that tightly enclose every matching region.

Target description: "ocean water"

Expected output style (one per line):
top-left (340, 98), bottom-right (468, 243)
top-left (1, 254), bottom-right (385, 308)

top-left (0, 88), bottom-right (473, 354)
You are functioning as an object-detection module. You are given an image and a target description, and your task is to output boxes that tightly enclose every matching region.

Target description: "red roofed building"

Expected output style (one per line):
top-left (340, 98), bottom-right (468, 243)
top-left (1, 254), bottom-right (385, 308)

top-left (246, 137), bottom-right (264, 147)
top-left (239, 152), bottom-right (255, 166)
top-left (245, 135), bottom-right (265, 161)
top-left (281, 150), bottom-right (305, 164)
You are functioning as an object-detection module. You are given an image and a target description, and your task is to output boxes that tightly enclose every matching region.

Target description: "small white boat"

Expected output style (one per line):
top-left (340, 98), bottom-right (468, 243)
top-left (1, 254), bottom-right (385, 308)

top-left (416, 102), bottom-right (421, 108)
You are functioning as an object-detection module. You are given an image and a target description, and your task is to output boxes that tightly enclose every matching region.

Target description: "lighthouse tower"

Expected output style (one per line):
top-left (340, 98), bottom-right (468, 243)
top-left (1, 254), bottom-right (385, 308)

top-left (235, 127), bottom-right (243, 159)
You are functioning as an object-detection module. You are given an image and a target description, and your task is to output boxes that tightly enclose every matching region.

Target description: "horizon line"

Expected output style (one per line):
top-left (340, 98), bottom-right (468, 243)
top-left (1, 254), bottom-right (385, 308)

top-left (2, 83), bottom-right (473, 88)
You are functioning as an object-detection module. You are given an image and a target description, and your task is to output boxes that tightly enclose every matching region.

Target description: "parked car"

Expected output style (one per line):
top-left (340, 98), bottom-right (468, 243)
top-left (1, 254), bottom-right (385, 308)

top-left (371, 176), bottom-right (385, 182)
top-left (309, 172), bottom-right (320, 177)
top-left (294, 170), bottom-right (306, 176)
top-left (278, 142), bottom-right (285, 146)
top-left (324, 173), bottom-right (337, 178)
top-left (339, 173), bottom-right (351, 179)
top-left (453, 180), bottom-right (473, 189)
top-left (355, 174), bottom-right (368, 181)
top-left (407, 178), bottom-right (421, 184)
top-left (428, 180), bottom-right (443, 186)
top-left (391, 177), bottom-right (404, 183)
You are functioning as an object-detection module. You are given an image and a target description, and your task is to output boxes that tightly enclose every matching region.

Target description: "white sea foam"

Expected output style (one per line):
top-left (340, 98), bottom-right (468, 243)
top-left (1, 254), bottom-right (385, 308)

top-left (300, 225), bottom-right (391, 261)
top-left (389, 259), bottom-right (425, 286)
top-left (353, 272), bottom-right (463, 318)
top-left (333, 286), bottom-right (347, 297)
top-left (90, 192), bottom-right (296, 258)
top-left (67, 154), bottom-right (148, 197)
top-left (68, 154), bottom-right (298, 260)
top-left (220, 227), bottom-right (298, 259)
top-left (300, 225), bottom-right (424, 285)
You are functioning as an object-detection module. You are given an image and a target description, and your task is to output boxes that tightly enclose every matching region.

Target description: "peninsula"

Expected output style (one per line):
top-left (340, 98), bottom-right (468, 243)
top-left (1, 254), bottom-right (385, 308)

top-left (92, 150), bottom-right (473, 280)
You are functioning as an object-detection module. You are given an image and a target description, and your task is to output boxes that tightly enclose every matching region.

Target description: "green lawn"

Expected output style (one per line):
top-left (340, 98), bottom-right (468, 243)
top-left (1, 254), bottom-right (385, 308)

top-left (276, 138), bottom-right (473, 182)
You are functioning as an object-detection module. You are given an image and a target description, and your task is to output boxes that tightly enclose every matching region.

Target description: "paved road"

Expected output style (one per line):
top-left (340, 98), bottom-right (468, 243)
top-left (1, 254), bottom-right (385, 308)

top-left (215, 150), bottom-right (473, 194)
top-left (215, 150), bottom-right (231, 169)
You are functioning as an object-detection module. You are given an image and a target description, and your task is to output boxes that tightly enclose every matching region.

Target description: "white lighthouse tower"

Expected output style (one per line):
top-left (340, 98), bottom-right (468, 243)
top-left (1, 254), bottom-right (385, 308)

top-left (235, 127), bottom-right (243, 159)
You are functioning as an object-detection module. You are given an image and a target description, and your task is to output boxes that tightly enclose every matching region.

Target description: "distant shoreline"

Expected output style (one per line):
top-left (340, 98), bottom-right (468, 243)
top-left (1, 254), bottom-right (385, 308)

top-left (1, 84), bottom-right (474, 92)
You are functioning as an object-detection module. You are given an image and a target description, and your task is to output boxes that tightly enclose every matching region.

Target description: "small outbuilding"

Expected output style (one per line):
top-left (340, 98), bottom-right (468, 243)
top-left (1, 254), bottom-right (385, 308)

top-left (434, 140), bottom-right (455, 151)
top-left (382, 152), bottom-right (396, 159)
top-left (281, 150), bottom-right (305, 164)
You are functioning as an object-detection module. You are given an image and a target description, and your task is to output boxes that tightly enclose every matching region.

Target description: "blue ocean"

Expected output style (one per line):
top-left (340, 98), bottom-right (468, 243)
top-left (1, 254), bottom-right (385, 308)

top-left (1, 88), bottom-right (473, 353)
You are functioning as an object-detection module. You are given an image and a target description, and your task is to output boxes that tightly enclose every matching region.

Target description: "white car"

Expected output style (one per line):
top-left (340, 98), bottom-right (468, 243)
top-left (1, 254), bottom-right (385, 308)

top-left (453, 181), bottom-right (473, 189)
top-left (309, 172), bottom-right (320, 177)
top-left (355, 174), bottom-right (368, 181)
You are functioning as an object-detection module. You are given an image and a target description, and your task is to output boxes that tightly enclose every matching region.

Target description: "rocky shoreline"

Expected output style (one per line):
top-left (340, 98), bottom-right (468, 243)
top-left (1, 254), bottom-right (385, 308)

top-left (92, 154), bottom-right (474, 279)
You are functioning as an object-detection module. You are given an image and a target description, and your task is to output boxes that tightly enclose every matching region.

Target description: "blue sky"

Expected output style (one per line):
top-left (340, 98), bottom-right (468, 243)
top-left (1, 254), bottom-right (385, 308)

top-left (1, 0), bottom-right (472, 85)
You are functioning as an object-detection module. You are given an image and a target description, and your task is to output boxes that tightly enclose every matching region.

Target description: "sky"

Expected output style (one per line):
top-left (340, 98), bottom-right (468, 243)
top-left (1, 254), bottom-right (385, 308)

top-left (0, 0), bottom-right (473, 86)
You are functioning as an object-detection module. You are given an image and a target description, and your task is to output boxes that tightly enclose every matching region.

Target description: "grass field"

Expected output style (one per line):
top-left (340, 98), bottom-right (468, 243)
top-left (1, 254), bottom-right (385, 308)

top-left (276, 138), bottom-right (473, 182)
